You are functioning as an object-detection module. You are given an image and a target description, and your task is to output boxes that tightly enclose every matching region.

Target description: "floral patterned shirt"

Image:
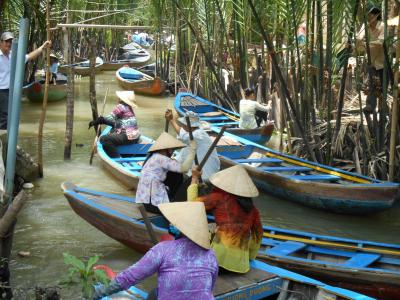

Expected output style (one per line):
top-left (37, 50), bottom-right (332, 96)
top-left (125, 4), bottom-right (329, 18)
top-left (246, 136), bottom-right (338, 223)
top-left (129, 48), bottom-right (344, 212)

top-left (135, 153), bottom-right (181, 206)
top-left (115, 237), bottom-right (218, 300)
top-left (104, 103), bottom-right (140, 140)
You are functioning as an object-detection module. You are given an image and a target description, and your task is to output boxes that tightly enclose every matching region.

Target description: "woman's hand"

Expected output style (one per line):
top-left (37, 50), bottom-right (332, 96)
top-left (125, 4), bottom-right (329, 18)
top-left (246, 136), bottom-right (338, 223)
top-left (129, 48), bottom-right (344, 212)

top-left (191, 165), bottom-right (202, 184)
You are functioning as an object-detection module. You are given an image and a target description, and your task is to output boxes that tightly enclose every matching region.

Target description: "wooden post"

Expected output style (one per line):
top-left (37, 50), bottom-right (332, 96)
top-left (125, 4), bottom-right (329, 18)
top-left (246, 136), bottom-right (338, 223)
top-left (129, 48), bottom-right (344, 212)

top-left (63, 10), bottom-right (74, 160)
top-left (89, 38), bottom-right (98, 131)
top-left (389, 12), bottom-right (400, 181)
top-left (37, 0), bottom-right (51, 177)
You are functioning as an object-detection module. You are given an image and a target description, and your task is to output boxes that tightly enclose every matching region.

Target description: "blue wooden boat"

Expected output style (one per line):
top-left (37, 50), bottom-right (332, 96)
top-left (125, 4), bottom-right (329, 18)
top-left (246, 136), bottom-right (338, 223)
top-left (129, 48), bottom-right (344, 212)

top-left (175, 92), bottom-right (274, 145)
top-left (97, 126), bottom-right (153, 189)
top-left (61, 183), bottom-right (375, 300)
top-left (210, 127), bottom-right (400, 214)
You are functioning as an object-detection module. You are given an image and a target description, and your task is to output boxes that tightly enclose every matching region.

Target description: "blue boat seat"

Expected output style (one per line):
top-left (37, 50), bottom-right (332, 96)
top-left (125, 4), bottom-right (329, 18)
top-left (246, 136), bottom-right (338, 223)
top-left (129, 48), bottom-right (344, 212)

top-left (284, 174), bottom-right (340, 181)
top-left (200, 116), bottom-right (231, 121)
top-left (259, 166), bottom-right (312, 172)
top-left (209, 121), bottom-right (238, 126)
top-left (127, 165), bottom-right (142, 171)
top-left (343, 253), bottom-right (381, 268)
top-left (234, 158), bottom-right (283, 163)
top-left (114, 156), bottom-right (147, 162)
top-left (118, 144), bottom-right (152, 155)
top-left (266, 241), bottom-right (306, 257)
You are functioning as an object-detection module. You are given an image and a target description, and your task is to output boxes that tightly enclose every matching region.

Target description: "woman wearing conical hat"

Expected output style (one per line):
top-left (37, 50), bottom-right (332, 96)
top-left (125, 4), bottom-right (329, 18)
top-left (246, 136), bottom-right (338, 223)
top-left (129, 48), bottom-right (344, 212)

top-left (135, 132), bottom-right (196, 213)
top-left (188, 165), bottom-right (263, 273)
top-left (93, 202), bottom-right (218, 300)
top-left (88, 91), bottom-right (140, 158)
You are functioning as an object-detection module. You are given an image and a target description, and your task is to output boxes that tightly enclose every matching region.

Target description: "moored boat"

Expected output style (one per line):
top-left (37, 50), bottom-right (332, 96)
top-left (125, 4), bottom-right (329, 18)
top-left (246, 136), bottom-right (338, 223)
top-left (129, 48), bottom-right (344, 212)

top-left (96, 126), bottom-right (153, 190)
top-left (102, 56), bottom-right (151, 71)
top-left (24, 74), bottom-right (67, 103)
top-left (211, 128), bottom-right (399, 214)
top-left (59, 57), bottom-right (104, 76)
top-left (175, 92), bottom-right (274, 144)
top-left (116, 66), bottom-right (167, 96)
top-left (61, 183), bottom-right (376, 300)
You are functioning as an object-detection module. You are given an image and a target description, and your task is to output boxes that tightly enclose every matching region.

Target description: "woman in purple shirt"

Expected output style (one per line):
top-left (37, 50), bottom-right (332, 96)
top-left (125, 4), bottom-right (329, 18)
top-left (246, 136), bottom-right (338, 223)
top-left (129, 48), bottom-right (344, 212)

top-left (93, 202), bottom-right (218, 300)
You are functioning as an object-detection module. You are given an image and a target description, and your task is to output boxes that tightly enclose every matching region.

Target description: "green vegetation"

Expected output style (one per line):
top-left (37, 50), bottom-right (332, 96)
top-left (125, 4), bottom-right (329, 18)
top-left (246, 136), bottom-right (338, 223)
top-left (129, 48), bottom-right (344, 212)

top-left (61, 252), bottom-right (109, 298)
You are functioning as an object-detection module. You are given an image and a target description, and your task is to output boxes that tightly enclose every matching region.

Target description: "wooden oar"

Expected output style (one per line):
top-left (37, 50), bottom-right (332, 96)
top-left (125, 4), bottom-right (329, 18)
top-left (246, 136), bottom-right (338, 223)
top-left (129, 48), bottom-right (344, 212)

top-left (138, 204), bottom-right (158, 245)
top-left (89, 88), bottom-right (109, 165)
top-left (199, 126), bottom-right (227, 170)
top-left (165, 115), bottom-right (169, 133)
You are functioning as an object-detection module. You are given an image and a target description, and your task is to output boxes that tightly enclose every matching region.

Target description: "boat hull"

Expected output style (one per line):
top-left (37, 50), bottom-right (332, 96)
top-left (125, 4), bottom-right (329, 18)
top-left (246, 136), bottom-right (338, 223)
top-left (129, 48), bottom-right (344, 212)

top-left (25, 82), bottom-right (67, 102)
top-left (116, 68), bottom-right (167, 96)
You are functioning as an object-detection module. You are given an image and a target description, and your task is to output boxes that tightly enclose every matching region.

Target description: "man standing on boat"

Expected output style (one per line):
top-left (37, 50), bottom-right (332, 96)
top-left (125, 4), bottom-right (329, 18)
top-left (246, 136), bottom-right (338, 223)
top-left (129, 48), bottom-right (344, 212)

top-left (165, 109), bottom-right (220, 181)
top-left (0, 31), bottom-right (51, 129)
top-left (92, 202), bottom-right (218, 300)
top-left (355, 4), bottom-right (385, 114)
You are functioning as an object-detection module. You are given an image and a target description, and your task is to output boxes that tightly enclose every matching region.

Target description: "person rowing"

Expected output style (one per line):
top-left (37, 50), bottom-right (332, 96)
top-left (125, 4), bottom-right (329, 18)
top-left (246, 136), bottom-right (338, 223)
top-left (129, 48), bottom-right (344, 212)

top-left (188, 165), bottom-right (263, 273)
top-left (165, 109), bottom-right (220, 181)
top-left (135, 132), bottom-right (196, 214)
top-left (92, 202), bottom-right (218, 300)
top-left (88, 91), bottom-right (140, 158)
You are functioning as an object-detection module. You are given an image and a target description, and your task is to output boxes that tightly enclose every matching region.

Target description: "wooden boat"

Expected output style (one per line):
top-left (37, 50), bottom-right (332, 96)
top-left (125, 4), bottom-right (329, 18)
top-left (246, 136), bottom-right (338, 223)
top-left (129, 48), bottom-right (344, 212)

top-left (24, 75), bottom-right (67, 103)
top-left (175, 92), bottom-right (274, 145)
top-left (137, 63), bottom-right (155, 77)
top-left (116, 66), bottom-right (167, 96)
top-left (210, 128), bottom-right (399, 214)
top-left (102, 56), bottom-right (151, 71)
top-left (62, 183), bottom-right (375, 300)
top-left (121, 41), bottom-right (144, 52)
top-left (96, 126), bottom-right (153, 190)
top-left (59, 57), bottom-right (104, 76)
top-left (259, 226), bottom-right (400, 299)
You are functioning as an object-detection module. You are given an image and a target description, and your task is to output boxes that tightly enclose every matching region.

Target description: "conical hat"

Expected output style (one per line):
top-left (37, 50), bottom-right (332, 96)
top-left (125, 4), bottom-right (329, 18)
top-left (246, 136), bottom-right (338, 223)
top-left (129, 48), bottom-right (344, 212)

top-left (209, 165), bottom-right (259, 197)
top-left (158, 202), bottom-right (210, 249)
top-left (116, 90), bottom-right (137, 109)
top-left (148, 132), bottom-right (186, 152)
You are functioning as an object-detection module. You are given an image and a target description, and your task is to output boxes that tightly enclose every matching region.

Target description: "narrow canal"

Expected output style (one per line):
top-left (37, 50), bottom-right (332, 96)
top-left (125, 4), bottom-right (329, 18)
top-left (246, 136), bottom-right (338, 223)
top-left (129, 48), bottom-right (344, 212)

top-left (10, 71), bottom-right (400, 298)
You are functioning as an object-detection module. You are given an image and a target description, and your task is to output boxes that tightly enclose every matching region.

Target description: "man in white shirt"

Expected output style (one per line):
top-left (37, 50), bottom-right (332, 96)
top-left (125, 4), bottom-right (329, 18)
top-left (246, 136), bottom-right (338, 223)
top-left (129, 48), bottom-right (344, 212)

top-left (355, 5), bottom-right (384, 114)
top-left (165, 109), bottom-right (220, 181)
top-left (239, 88), bottom-right (270, 129)
top-left (0, 31), bottom-right (51, 129)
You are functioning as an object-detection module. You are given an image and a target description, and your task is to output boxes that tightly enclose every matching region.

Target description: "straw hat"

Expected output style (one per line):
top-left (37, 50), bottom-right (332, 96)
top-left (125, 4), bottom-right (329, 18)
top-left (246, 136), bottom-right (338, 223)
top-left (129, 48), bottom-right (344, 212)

top-left (148, 132), bottom-right (186, 153)
top-left (209, 165), bottom-right (259, 198)
top-left (49, 53), bottom-right (59, 60)
top-left (178, 111), bottom-right (200, 128)
top-left (116, 90), bottom-right (137, 109)
top-left (158, 202), bottom-right (210, 249)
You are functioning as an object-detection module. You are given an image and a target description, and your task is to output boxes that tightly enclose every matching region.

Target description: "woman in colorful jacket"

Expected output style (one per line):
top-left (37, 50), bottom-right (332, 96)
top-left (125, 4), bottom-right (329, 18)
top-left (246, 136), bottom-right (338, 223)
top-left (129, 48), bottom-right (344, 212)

top-left (92, 202), bottom-right (218, 300)
top-left (188, 165), bottom-right (263, 273)
top-left (88, 90), bottom-right (140, 158)
top-left (135, 132), bottom-right (196, 213)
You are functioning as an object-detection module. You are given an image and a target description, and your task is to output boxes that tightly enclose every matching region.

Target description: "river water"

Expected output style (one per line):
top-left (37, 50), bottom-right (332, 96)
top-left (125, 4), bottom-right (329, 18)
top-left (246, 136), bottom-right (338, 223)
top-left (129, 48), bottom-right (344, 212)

top-left (10, 71), bottom-right (400, 298)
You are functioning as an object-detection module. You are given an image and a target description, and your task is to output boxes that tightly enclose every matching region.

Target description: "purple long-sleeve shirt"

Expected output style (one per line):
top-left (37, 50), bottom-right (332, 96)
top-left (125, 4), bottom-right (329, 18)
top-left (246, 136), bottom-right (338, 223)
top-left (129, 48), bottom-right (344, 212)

top-left (115, 237), bottom-right (219, 300)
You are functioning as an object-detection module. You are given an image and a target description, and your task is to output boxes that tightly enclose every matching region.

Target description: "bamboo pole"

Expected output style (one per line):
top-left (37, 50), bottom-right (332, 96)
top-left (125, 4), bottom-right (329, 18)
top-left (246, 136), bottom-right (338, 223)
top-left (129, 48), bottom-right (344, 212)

top-left (37, 0), bottom-right (51, 177)
top-left (57, 24), bottom-right (152, 30)
top-left (331, 0), bottom-right (360, 158)
top-left (389, 11), bottom-right (400, 181)
top-left (247, 0), bottom-right (316, 161)
top-left (89, 38), bottom-right (99, 132)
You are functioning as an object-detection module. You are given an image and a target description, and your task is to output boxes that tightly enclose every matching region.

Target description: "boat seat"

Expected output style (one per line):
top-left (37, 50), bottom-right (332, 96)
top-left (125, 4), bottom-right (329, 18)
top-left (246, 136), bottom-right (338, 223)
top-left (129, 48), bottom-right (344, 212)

top-left (259, 166), bottom-right (312, 172)
top-left (200, 116), bottom-right (231, 121)
top-left (343, 253), bottom-right (381, 268)
top-left (234, 158), bottom-right (283, 163)
top-left (118, 144), bottom-right (152, 155)
top-left (114, 156), bottom-right (147, 162)
top-left (266, 241), bottom-right (306, 257)
top-left (127, 165), bottom-right (142, 171)
top-left (284, 174), bottom-right (340, 181)
top-left (209, 121), bottom-right (238, 126)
